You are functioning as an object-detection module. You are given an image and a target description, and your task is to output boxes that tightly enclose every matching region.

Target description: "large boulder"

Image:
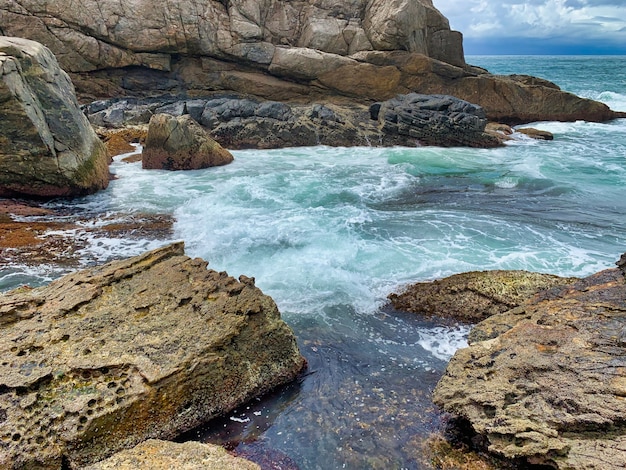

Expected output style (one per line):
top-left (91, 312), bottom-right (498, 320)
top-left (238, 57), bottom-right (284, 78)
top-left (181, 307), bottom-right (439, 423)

top-left (0, 242), bottom-right (306, 468)
top-left (0, 36), bottom-right (109, 198)
top-left (433, 259), bottom-right (626, 469)
top-left (2, 1), bottom-right (621, 123)
top-left (142, 114), bottom-right (234, 170)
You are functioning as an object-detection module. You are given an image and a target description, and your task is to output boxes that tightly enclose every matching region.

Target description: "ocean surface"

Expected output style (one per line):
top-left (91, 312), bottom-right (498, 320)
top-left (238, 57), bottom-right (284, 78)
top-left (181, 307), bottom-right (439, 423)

top-left (2, 56), bottom-right (626, 468)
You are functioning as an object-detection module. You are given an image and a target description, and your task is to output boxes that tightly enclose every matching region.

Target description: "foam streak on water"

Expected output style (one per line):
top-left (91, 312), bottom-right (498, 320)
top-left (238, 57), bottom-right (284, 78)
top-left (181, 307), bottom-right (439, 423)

top-left (2, 56), bottom-right (626, 468)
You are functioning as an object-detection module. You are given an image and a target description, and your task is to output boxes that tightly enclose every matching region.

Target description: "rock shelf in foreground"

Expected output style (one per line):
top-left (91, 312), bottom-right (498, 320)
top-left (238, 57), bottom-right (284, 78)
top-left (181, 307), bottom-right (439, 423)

top-left (0, 242), bottom-right (306, 468)
top-left (433, 257), bottom-right (626, 469)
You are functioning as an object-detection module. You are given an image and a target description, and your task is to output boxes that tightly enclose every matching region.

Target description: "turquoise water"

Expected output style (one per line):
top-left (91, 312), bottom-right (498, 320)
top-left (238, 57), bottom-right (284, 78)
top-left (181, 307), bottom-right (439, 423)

top-left (2, 56), bottom-right (626, 468)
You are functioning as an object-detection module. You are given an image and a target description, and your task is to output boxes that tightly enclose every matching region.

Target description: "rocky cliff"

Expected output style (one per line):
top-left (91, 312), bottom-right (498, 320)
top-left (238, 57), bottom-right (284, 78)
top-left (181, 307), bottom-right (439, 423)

top-left (0, 37), bottom-right (110, 198)
top-left (1, 0), bottom-right (620, 124)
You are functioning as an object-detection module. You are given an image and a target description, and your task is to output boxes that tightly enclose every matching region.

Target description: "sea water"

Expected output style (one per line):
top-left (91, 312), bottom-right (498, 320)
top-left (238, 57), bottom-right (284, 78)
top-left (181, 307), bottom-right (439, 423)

top-left (2, 56), bottom-right (626, 468)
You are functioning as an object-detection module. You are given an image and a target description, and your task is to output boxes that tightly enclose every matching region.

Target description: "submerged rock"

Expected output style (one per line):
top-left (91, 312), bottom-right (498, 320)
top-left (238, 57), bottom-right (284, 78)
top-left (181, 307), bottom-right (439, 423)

top-left (433, 259), bottom-right (626, 469)
top-left (0, 242), bottom-right (306, 468)
top-left (389, 270), bottom-right (576, 323)
top-left (0, 37), bottom-right (109, 198)
top-left (142, 114), bottom-right (234, 170)
top-left (84, 439), bottom-right (260, 470)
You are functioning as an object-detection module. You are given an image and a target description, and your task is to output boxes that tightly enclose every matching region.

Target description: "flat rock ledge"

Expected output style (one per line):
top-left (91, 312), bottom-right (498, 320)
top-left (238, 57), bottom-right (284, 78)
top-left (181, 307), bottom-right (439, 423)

top-left (389, 270), bottom-right (577, 323)
top-left (433, 256), bottom-right (626, 469)
top-left (84, 439), bottom-right (260, 470)
top-left (0, 242), bottom-right (306, 469)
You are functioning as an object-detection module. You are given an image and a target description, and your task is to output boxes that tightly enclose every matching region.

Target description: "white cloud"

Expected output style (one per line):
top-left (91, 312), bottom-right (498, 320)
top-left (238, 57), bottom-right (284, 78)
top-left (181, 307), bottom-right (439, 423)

top-left (434, 0), bottom-right (626, 43)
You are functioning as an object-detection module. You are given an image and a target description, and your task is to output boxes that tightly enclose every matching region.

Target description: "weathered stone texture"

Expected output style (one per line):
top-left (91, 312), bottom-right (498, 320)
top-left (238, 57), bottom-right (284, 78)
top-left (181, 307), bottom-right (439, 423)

top-left (142, 113), bottom-right (234, 170)
top-left (433, 263), bottom-right (626, 469)
top-left (0, 36), bottom-right (109, 198)
top-left (0, 242), bottom-right (306, 468)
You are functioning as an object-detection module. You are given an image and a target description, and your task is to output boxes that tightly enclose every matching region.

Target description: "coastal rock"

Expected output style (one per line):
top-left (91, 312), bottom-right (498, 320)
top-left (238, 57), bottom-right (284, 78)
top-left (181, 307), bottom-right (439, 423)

top-left (2, 1), bottom-right (622, 124)
top-left (0, 242), bottom-right (306, 468)
top-left (142, 114), bottom-right (234, 170)
top-left (0, 37), bottom-right (109, 198)
top-left (373, 93), bottom-right (501, 148)
top-left (516, 127), bottom-right (554, 141)
top-left (389, 270), bottom-right (576, 323)
top-left (433, 260), bottom-right (626, 469)
top-left (84, 439), bottom-right (260, 470)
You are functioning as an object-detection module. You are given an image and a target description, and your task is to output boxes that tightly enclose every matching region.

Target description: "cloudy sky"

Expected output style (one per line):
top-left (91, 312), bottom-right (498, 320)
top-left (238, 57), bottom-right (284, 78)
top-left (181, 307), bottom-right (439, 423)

top-left (434, 0), bottom-right (626, 54)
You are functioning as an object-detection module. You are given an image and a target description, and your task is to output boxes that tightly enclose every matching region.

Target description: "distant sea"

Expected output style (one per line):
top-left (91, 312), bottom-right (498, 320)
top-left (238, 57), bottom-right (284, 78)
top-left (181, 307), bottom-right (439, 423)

top-left (3, 56), bottom-right (626, 468)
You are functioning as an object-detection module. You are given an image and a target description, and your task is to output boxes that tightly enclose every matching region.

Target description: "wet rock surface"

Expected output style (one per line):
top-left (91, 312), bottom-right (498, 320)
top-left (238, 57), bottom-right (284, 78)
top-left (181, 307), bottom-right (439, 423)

top-left (433, 259), bottom-right (626, 469)
top-left (142, 113), bottom-right (234, 170)
top-left (389, 270), bottom-right (577, 323)
top-left (84, 439), bottom-right (260, 470)
top-left (0, 37), bottom-right (109, 198)
top-left (85, 94), bottom-right (504, 149)
top-left (0, 242), bottom-right (306, 468)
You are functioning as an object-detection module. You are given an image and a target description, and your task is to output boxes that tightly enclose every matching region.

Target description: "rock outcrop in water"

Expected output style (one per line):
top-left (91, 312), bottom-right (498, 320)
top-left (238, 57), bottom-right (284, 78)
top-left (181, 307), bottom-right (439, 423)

top-left (86, 94), bottom-right (503, 149)
top-left (142, 113), bottom-right (234, 170)
top-left (0, 37), bottom-right (109, 198)
top-left (1, 1), bottom-right (622, 124)
top-left (0, 242), bottom-right (306, 468)
top-left (389, 270), bottom-right (577, 323)
top-left (433, 257), bottom-right (626, 469)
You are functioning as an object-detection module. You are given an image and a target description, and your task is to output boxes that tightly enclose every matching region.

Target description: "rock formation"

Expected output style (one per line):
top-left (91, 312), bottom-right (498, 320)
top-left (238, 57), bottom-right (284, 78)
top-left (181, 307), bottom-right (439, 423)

top-left (0, 37), bottom-right (110, 198)
top-left (142, 113), bottom-right (234, 170)
top-left (0, 242), bottom-right (306, 468)
top-left (1, 1), bottom-right (621, 124)
top-left (86, 94), bottom-right (503, 149)
top-left (84, 439), bottom-right (260, 470)
top-left (389, 270), bottom-right (576, 323)
top-left (433, 258), bottom-right (626, 469)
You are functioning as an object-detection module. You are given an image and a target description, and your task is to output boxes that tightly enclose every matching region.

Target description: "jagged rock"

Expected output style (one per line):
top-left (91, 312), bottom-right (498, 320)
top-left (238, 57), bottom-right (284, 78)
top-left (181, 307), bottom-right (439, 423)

top-left (84, 439), bottom-right (260, 470)
top-left (0, 242), bottom-right (306, 468)
top-left (516, 127), bottom-right (554, 141)
top-left (389, 270), bottom-right (577, 323)
top-left (373, 93), bottom-right (501, 148)
top-left (2, 1), bottom-right (622, 123)
top-left (142, 114), bottom-right (234, 170)
top-left (0, 37), bottom-right (109, 198)
top-left (433, 260), bottom-right (626, 469)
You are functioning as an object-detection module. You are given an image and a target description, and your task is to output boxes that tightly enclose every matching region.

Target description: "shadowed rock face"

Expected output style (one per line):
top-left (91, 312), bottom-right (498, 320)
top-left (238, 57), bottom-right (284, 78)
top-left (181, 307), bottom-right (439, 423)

top-left (0, 37), bottom-right (110, 198)
top-left (0, 242), bottom-right (306, 468)
top-left (433, 259), bottom-right (626, 469)
top-left (1, 1), bottom-right (621, 123)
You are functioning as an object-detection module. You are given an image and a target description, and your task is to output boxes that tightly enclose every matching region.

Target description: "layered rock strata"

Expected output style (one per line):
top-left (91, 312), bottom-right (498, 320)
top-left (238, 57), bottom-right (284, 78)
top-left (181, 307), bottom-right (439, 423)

top-left (1, 1), bottom-right (621, 124)
top-left (0, 37), bottom-right (109, 198)
top-left (0, 242), bottom-right (306, 468)
top-left (142, 113), bottom-right (234, 170)
top-left (433, 258), bottom-right (626, 469)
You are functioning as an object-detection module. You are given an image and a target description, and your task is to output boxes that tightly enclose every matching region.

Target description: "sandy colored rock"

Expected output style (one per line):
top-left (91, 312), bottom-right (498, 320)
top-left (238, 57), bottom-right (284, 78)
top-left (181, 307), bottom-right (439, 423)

top-left (85, 439), bottom-right (260, 470)
top-left (142, 114), bottom-right (234, 170)
top-left (0, 242), bottom-right (306, 468)
top-left (433, 262), bottom-right (626, 469)
top-left (516, 127), bottom-right (554, 140)
top-left (390, 270), bottom-right (576, 323)
top-left (0, 37), bottom-right (109, 198)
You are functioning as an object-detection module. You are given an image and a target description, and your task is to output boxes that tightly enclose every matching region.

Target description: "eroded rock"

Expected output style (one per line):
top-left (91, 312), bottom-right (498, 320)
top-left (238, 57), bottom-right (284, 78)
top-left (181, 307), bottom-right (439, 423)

top-left (84, 439), bottom-right (260, 470)
top-left (142, 114), bottom-right (234, 170)
top-left (0, 242), bottom-right (306, 468)
top-left (0, 37), bottom-right (109, 198)
top-left (433, 261), bottom-right (626, 469)
top-left (389, 270), bottom-right (576, 323)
